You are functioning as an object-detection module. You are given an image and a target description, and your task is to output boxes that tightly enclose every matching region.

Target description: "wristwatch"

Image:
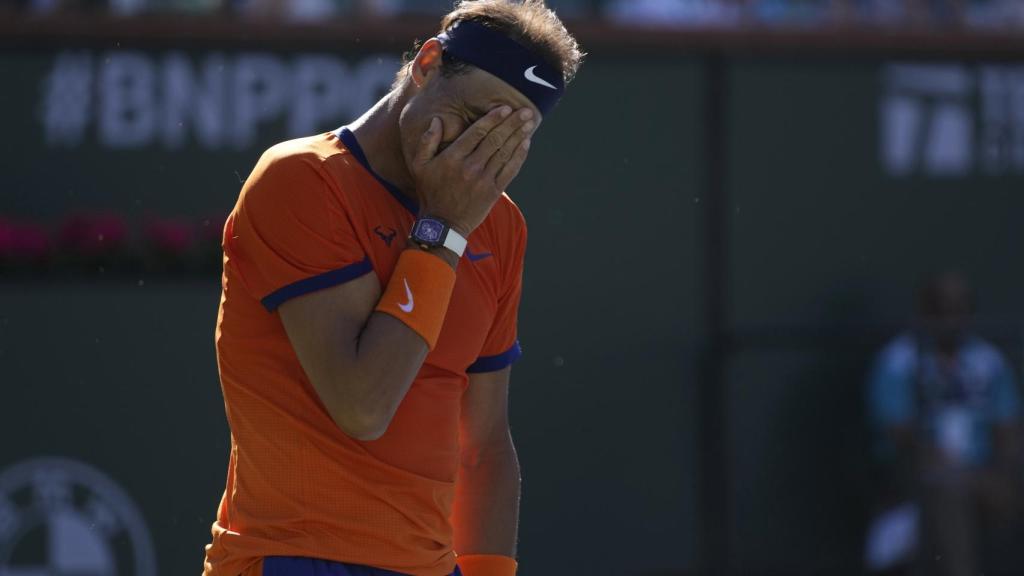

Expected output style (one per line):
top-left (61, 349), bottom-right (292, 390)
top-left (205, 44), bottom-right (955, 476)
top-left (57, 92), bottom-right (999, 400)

top-left (410, 217), bottom-right (467, 257)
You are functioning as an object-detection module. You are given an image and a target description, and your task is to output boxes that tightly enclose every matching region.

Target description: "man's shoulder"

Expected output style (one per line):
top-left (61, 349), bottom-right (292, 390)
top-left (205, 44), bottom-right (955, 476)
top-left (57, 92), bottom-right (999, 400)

top-left (963, 336), bottom-right (1009, 372)
top-left (485, 193), bottom-right (527, 236)
top-left (876, 332), bottom-right (917, 373)
top-left (241, 132), bottom-right (367, 210)
top-left (468, 194), bottom-right (526, 276)
top-left (257, 132), bottom-right (346, 174)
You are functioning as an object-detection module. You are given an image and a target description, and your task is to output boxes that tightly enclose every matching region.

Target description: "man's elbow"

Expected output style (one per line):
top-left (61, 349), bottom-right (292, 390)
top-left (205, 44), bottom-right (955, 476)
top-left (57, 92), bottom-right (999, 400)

top-left (331, 409), bottom-right (391, 441)
top-left (459, 441), bottom-right (519, 470)
top-left (320, 385), bottom-right (394, 442)
top-left (309, 369), bottom-right (399, 441)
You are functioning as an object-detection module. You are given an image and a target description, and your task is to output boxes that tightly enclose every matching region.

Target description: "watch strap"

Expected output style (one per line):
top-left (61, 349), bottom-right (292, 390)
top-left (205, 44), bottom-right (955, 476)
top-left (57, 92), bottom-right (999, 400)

top-left (443, 227), bottom-right (467, 257)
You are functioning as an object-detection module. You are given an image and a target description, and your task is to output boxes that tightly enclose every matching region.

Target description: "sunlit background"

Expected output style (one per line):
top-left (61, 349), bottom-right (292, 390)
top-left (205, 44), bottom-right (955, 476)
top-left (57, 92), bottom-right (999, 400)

top-left (2, 1), bottom-right (1024, 575)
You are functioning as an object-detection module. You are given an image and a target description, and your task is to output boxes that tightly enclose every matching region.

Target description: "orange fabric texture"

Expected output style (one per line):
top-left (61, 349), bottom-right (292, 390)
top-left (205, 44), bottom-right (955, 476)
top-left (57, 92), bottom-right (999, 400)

top-left (204, 131), bottom-right (527, 576)
top-left (455, 555), bottom-right (518, 576)
top-left (239, 558), bottom-right (263, 576)
top-left (375, 248), bottom-right (458, 349)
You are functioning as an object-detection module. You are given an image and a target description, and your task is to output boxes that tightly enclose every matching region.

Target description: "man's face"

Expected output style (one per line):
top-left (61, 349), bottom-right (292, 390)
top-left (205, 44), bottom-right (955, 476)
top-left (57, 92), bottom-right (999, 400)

top-left (398, 65), bottom-right (542, 176)
top-left (921, 276), bottom-right (972, 349)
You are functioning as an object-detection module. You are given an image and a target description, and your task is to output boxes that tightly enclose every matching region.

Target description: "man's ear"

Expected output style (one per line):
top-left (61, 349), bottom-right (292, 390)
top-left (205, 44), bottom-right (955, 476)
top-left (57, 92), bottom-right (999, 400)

top-left (411, 38), bottom-right (445, 88)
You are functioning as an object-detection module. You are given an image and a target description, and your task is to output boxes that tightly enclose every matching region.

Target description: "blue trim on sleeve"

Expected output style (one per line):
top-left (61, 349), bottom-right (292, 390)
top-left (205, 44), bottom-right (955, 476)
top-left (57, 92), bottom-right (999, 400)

top-left (261, 256), bottom-right (373, 312)
top-left (467, 340), bottom-right (523, 373)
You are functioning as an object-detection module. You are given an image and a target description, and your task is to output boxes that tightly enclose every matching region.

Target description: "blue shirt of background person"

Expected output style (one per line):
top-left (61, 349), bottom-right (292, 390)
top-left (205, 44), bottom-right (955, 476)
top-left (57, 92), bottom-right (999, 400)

top-left (869, 332), bottom-right (1020, 466)
top-left (868, 272), bottom-right (1021, 469)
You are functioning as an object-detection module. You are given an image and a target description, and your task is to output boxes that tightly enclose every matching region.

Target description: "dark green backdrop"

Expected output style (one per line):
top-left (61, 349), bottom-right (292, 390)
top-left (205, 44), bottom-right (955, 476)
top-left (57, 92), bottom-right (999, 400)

top-left (1, 38), bottom-right (1022, 575)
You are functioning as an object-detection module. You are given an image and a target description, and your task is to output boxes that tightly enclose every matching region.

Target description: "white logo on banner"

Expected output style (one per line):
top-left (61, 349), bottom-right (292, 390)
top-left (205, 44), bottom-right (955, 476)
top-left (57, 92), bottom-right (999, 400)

top-left (42, 50), bottom-right (399, 150)
top-left (881, 62), bottom-right (1024, 177)
top-left (0, 457), bottom-right (157, 574)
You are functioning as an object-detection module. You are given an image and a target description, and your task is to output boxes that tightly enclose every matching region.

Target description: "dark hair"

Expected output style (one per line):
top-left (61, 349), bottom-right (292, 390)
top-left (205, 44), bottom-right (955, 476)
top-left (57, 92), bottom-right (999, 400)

top-left (393, 0), bottom-right (583, 90)
top-left (916, 271), bottom-right (974, 317)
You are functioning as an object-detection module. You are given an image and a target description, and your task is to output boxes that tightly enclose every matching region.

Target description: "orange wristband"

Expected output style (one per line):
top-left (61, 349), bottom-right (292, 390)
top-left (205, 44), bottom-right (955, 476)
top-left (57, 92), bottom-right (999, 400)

top-left (375, 249), bottom-right (457, 349)
top-left (456, 554), bottom-right (517, 576)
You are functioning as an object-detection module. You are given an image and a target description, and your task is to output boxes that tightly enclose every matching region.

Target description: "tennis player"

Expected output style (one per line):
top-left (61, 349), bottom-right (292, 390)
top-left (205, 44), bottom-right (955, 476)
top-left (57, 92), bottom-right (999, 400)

top-left (203, 2), bottom-right (582, 575)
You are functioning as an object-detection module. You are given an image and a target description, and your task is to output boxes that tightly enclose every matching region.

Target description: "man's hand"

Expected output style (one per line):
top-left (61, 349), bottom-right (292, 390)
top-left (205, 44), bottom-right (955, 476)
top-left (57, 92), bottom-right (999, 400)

top-left (412, 106), bottom-right (534, 236)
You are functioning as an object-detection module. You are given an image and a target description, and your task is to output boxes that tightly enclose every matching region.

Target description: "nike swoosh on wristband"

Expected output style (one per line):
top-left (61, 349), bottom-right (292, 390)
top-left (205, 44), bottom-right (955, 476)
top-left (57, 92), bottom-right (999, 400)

top-left (466, 248), bottom-right (493, 262)
top-left (398, 278), bottom-right (414, 313)
top-left (524, 66), bottom-right (557, 90)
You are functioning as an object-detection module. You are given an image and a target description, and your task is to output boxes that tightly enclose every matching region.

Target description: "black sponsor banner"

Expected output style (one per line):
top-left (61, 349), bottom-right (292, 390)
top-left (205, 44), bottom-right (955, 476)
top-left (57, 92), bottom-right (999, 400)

top-left (2, 49), bottom-right (399, 219)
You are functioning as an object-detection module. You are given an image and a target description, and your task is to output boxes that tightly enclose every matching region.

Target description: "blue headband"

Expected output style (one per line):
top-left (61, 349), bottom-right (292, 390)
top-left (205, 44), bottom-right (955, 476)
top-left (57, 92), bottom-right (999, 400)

top-left (437, 20), bottom-right (565, 116)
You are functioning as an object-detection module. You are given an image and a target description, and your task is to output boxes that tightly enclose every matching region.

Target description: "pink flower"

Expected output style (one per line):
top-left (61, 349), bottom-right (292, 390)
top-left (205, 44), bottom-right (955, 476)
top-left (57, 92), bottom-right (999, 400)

top-left (59, 213), bottom-right (128, 256)
top-left (11, 221), bottom-right (52, 260)
top-left (144, 218), bottom-right (196, 254)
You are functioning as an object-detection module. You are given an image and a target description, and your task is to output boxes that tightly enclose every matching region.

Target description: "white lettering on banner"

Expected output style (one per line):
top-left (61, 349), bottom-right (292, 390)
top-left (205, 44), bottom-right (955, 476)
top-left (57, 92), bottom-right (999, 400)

top-left (290, 54), bottom-right (350, 137)
top-left (163, 51), bottom-right (227, 149)
top-left (881, 62), bottom-right (1024, 177)
top-left (350, 55), bottom-right (405, 124)
top-left (42, 51), bottom-right (94, 147)
top-left (979, 66), bottom-right (1024, 174)
top-left (100, 51), bottom-right (158, 148)
top-left (39, 50), bottom-right (400, 150)
top-left (232, 53), bottom-right (289, 148)
top-left (881, 63), bottom-right (973, 177)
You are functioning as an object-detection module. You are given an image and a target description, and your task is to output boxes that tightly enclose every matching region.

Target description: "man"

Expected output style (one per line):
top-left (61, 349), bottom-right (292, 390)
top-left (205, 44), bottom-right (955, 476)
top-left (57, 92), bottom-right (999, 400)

top-left (867, 272), bottom-right (1022, 576)
top-left (202, 2), bottom-right (582, 575)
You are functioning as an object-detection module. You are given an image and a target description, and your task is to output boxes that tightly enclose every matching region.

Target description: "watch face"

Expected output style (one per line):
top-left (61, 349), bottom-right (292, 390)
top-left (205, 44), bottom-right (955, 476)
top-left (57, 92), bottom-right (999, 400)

top-left (414, 219), bottom-right (445, 244)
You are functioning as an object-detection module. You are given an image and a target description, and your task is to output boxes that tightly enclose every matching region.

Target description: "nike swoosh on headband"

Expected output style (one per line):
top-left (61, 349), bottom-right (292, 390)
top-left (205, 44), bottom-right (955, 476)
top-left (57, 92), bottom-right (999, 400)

top-left (524, 66), bottom-right (557, 90)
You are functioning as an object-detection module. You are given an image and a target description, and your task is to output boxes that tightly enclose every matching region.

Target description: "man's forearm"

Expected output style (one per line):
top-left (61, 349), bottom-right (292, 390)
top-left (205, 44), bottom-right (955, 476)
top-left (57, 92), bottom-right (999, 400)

top-left (335, 311), bottom-right (431, 437)
top-left (301, 246), bottom-right (459, 441)
top-left (452, 442), bottom-right (521, 557)
top-left (339, 246), bottom-right (460, 435)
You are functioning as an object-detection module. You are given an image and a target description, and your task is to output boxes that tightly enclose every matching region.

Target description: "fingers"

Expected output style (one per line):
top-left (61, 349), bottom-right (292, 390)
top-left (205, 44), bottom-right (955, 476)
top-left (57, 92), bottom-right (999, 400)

top-left (494, 138), bottom-right (531, 191)
top-left (484, 115), bottom-right (535, 181)
top-left (414, 117), bottom-right (442, 167)
top-left (445, 106), bottom-right (512, 158)
top-left (468, 108), bottom-right (534, 168)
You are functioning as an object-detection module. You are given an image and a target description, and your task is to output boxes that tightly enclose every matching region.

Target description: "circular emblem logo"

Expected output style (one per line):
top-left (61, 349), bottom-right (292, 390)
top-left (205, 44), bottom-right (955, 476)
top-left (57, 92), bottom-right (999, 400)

top-left (0, 457), bottom-right (157, 575)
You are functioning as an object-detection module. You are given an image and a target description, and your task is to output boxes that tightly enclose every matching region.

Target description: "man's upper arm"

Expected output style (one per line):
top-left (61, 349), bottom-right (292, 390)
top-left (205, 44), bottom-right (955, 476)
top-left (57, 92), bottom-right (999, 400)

top-left (278, 272), bottom-right (381, 408)
top-left (228, 149), bottom-right (371, 311)
top-left (231, 149), bottom-right (377, 383)
top-left (230, 149), bottom-right (396, 431)
top-left (461, 367), bottom-right (514, 464)
top-left (467, 203), bottom-right (527, 374)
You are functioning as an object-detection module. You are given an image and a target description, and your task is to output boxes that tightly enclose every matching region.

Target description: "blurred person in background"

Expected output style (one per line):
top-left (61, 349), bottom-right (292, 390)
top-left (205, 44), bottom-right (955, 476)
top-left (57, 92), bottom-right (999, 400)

top-left (356, 0), bottom-right (593, 18)
top-left (234, 0), bottom-right (353, 23)
top-left (233, 0), bottom-right (593, 20)
top-left (751, 0), bottom-right (840, 25)
top-left (866, 271), bottom-right (1023, 576)
top-left (203, 1), bottom-right (582, 576)
top-left (599, 0), bottom-right (1024, 29)
top-left (603, 0), bottom-right (741, 26)
top-left (962, 0), bottom-right (1024, 29)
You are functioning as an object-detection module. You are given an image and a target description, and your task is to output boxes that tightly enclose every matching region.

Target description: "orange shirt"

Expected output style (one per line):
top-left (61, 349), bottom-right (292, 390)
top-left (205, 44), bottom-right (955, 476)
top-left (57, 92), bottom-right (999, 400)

top-left (204, 128), bottom-right (526, 576)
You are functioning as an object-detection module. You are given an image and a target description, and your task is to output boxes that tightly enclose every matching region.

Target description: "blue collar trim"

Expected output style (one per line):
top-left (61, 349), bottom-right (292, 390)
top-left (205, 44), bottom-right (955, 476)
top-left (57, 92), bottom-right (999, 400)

top-left (335, 126), bottom-right (419, 215)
